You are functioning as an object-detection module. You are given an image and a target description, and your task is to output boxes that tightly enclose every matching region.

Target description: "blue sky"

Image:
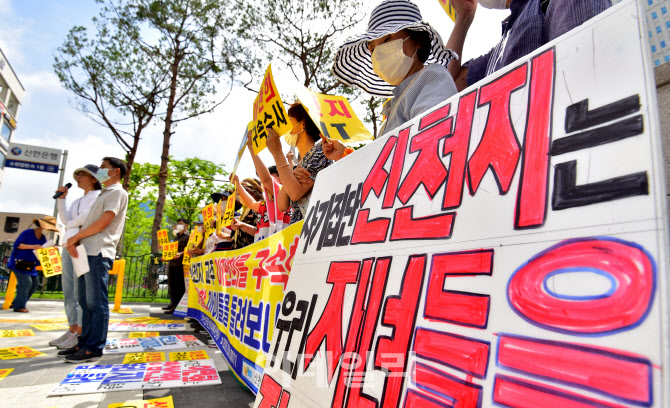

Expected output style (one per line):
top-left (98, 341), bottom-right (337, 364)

top-left (0, 0), bottom-right (507, 218)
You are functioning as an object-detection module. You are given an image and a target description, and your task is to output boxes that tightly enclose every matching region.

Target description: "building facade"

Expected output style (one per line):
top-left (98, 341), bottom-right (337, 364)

top-left (0, 48), bottom-right (24, 193)
top-left (611, 0), bottom-right (670, 66)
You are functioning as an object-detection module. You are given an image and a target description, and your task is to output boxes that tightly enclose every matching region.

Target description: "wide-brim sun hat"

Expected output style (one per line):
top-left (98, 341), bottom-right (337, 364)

top-left (73, 164), bottom-right (101, 181)
top-left (332, 0), bottom-right (458, 98)
top-left (33, 216), bottom-right (60, 232)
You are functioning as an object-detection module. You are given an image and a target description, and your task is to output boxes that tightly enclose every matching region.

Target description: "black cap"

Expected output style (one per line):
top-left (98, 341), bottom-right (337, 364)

top-left (211, 190), bottom-right (232, 203)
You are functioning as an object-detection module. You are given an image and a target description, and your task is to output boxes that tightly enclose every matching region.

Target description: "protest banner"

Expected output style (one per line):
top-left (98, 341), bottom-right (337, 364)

top-left (30, 323), bottom-right (70, 331)
top-left (157, 229), bottom-right (169, 247)
top-left (250, 64), bottom-right (292, 155)
top-left (122, 352), bottom-right (165, 364)
top-left (187, 221), bottom-right (303, 394)
top-left (0, 330), bottom-right (34, 337)
top-left (222, 191), bottom-right (236, 228)
top-left (0, 368), bottom-right (13, 382)
top-left (108, 323), bottom-right (186, 332)
top-left (162, 242), bottom-right (178, 261)
top-left (49, 360), bottom-right (220, 395)
top-left (104, 335), bottom-right (205, 354)
top-left (253, 3), bottom-right (670, 408)
top-left (169, 350), bottom-right (210, 361)
top-left (0, 347), bottom-right (46, 359)
top-left (182, 229), bottom-right (202, 266)
top-left (202, 203), bottom-right (215, 239)
top-left (36, 247), bottom-right (63, 277)
top-left (437, 0), bottom-right (456, 22)
top-left (108, 396), bottom-right (174, 408)
top-left (294, 86), bottom-right (374, 143)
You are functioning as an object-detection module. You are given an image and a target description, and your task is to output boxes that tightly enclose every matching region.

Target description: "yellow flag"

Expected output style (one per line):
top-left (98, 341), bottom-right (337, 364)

top-left (250, 64), bottom-right (291, 154)
top-left (295, 86), bottom-right (374, 143)
top-left (438, 0), bottom-right (457, 22)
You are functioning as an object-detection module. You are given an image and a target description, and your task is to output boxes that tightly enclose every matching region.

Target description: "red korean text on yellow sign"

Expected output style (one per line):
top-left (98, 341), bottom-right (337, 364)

top-left (295, 86), bottom-right (374, 143)
top-left (162, 242), bottom-right (178, 261)
top-left (36, 247), bottom-right (63, 277)
top-left (156, 229), bottom-right (169, 247)
top-left (183, 229), bottom-right (203, 266)
top-left (250, 64), bottom-right (291, 155)
top-left (221, 191), bottom-right (236, 228)
top-left (202, 203), bottom-right (215, 240)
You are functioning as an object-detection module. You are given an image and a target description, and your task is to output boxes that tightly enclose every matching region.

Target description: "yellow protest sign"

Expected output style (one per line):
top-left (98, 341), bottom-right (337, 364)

top-left (202, 203), bottom-right (215, 239)
top-left (182, 229), bottom-right (202, 266)
top-left (168, 350), bottom-right (209, 361)
top-left (128, 332), bottom-right (160, 338)
top-left (295, 86), bottom-right (374, 143)
top-left (30, 323), bottom-right (70, 331)
top-left (112, 307), bottom-right (134, 314)
top-left (0, 347), bottom-right (46, 360)
top-left (162, 242), bottom-right (178, 260)
top-left (216, 199), bottom-right (223, 233)
top-left (122, 352), bottom-right (165, 364)
top-left (250, 64), bottom-right (291, 154)
top-left (157, 229), bottom-right (169, 247)
top-left (36, 247), bottom-right (63, 277)
top-left (222, 191), bottom-right (236, 228)
top-left (0, 368), bottom-right (14, 382)
top-left (187, 221), bottom-right (302, 393)
top-left (108, 396), bottom-right (174, 408)
top-left (0, 330), bottom-right (34, 337)
top-left (438, 0), bottom-right (456, 22)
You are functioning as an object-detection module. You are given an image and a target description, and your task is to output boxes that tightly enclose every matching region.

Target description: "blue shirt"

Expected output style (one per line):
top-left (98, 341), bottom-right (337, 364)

top-left (8, 228), bottom-right (47, 276)
top-left (466, 0), bottom-right (611, 86)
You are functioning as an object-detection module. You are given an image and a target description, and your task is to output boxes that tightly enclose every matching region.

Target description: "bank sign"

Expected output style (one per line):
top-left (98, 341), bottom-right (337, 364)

top-left (7, 142), bottom-right (61, 174)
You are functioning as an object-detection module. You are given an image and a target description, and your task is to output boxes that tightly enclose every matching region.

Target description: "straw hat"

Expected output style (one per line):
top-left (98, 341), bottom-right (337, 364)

top-left (33, 216), bottom-right (60, 232)
top-left (332, 0), bottom-right (457, 97)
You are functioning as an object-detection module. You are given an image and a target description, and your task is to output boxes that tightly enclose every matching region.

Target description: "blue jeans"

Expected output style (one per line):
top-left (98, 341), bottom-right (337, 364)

top-left (13, 270), bottom-right (39, 310)
top-left (77, 254), bottom-right (113, 354)
top-left (60, 250), bottom-right (82, 326)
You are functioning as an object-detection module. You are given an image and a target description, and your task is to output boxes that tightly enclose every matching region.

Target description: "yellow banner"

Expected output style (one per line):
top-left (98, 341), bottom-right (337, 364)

top-left (183, 229), bottom-right (203, 266)
top-left (122, 352), bottom-right (165, 364)
top-left (251, 64), bottom-right (291, 154)
top-left (0, 368), bottom-right (13, 382)
top-left (169, 350), bottom-right (209, 361)
top-left (36, 247), bottom-right (63, 277)
top-left (187, 221), bottom-right (303, 393)
top-left (162, 242), bottom-right (178, 260)
top-left (295, 86), bottom-right (374, 143)
top-left (128, 332), bottom-right (160, 338)
top-left (222, 191), bottom-right (236, 228)
top-left (157, 229), bottom-right (169, 247)
top-left (0, 347), bottom-right (46, 360)
top-left (438, 0), bottom-right (457, 22)
top-left (0, 330), bottom-right (34, 337)
top-left (108, 396), bottom-right (174, 408)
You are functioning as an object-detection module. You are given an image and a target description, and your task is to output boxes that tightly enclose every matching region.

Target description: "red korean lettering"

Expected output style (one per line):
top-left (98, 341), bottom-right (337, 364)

top-left (467, 63), bottom-right (527, 195)
top-left (252, 249), bottom-right (271, 290)
top-left (264, 75), bottom-right (277, 103)
top-left (515, 49), bottom-right (555, 229)
top-left (324, 99), bottom-right (352, 118)
top-left (411, 362), bottom-right (482, 408)
top-left (361, 135), bottom-right (396, 206)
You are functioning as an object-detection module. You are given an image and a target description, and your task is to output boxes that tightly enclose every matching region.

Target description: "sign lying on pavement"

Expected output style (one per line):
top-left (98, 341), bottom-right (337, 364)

top-left (49, 360), bottom-right (221, 395)
top-left (0, 347), bottom-right (46, 360)
top-left (0, 330), bottom-right (34, 337)
top-left (104, 335), bottom-right (205, 354)
top-left (107, 323), bottom-right (186, 332)
top-left (108, 396), bottom-right (174, 408)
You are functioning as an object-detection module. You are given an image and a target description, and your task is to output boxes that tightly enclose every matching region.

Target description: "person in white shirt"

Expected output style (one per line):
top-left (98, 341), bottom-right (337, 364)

top-left (51, 164), bottom-right (102, 350)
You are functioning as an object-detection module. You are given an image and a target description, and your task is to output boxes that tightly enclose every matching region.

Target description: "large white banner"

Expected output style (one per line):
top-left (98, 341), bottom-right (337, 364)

top-left (49, 360), bottom-right (221, 395)
top-left (254, 2), bottom-right (670, 408)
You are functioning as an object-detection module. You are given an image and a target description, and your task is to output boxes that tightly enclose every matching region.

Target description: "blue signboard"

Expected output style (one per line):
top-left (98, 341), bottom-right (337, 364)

top-left (5, 159), bottom-right (59, 173)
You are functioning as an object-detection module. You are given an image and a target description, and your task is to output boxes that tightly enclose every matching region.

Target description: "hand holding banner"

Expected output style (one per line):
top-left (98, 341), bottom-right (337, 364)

top-left (250, 64), bottom-right (291, 154)
top-left (222, 191), bottom-right (237, 228)
top-left (162, 242), bottom-right (178, 261)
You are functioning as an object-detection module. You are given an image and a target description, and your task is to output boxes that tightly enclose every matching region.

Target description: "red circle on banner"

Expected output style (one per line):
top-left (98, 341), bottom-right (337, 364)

top-left (508, 238), bottom-right (655, 334)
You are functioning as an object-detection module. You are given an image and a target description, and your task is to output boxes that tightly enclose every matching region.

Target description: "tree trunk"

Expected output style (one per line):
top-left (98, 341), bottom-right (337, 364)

top-left (150, 52), bottom-right (181, 254)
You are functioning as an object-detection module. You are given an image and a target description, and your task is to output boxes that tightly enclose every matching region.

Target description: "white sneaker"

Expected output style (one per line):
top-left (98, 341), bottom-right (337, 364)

top-left (56, 332), bottom-right (80, 349)
top-left (49, 330), bottom-right (73, 346)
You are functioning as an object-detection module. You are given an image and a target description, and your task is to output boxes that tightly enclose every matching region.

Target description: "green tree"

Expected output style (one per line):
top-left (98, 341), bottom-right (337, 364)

top-left (123, 157), bottom-right (230, 257)
top-left (54, 15), bottom-right (167, 189)
top-left (104, 0), bottom-right (240, 252)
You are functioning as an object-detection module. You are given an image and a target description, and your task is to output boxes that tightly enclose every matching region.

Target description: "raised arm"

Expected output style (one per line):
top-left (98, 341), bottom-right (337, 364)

top-left (266, 127), bottom-right (313, 201)
top-left (246, 131), bottom-right (274, 194)
top-left (446, 0), bottom-right (477, 84)
top-left (231, 174), bottom-right (260, 213)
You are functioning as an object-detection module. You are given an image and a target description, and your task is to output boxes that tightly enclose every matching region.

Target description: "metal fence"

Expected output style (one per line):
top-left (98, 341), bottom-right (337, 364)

top-left (0, 243), bottom-right (170, 301)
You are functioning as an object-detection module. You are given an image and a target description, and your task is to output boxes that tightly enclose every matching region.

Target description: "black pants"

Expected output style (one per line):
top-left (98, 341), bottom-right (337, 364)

top-left (168, 265), bottom-right (186, 308)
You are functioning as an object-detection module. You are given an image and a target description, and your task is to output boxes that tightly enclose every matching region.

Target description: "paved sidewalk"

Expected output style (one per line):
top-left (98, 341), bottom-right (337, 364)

top-left (0, 300), bottom-right (255, 408)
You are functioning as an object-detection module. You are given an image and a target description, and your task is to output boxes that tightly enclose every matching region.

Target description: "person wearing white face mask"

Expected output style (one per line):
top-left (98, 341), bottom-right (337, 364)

top-left (331, 0), bottom-right (474, 141)
top-left (452, 0), bottom-right (610, 91)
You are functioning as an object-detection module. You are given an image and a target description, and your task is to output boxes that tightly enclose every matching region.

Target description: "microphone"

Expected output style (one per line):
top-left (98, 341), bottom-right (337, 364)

top-left (53, 183), bottom-right (72, 199)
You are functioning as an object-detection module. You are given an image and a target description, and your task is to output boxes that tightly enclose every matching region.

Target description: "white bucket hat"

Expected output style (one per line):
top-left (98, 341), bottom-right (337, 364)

top-left (332, 0), bottom-right (458, 98)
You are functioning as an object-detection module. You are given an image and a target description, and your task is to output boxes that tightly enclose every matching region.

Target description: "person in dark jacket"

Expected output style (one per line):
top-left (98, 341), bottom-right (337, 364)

top-left (8, 216), bottom-right (60, 312)
top-left (164, 218), bottom-right (190, 314)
